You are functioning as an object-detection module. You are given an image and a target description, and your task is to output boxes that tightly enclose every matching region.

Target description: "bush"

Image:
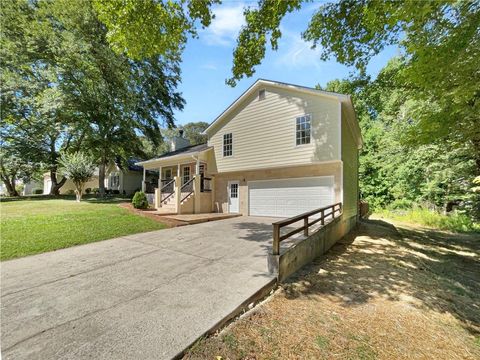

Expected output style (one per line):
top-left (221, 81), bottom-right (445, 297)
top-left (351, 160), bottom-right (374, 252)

top-left (112, 189), bottom-right (120, 195)
top-left (65, 189), bottom-right (75, 195)
top-left (375, 208), bottom-right (480, 233)
top-left (92, 188), bottom-right (99, 194)
top-left (387, 198), bottom-right (414, 211)
top-left (85, 188), bottom-right (91, 194)
top-left (33, 189), bottom-right (43, 195)
top-left (132, 191), bottom-right (148, 209)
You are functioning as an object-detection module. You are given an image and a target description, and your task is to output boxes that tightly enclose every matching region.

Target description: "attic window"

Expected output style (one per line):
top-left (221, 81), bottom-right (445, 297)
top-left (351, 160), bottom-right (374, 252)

top-left (258, 89), bottom-right (266, 101)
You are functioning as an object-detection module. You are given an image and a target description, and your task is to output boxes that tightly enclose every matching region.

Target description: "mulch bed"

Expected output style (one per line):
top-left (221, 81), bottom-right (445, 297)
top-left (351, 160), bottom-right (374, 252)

top-left (118, 203), bottom-right (188, 228)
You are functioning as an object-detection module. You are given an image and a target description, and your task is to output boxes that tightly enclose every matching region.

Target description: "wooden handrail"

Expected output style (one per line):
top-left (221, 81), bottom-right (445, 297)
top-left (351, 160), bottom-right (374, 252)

top-left (180, 177), bottom-right (195, 202)
top-left (272, 202), bottom-right (342, 255)
top-left (160, 179), bottom-right (175, 192)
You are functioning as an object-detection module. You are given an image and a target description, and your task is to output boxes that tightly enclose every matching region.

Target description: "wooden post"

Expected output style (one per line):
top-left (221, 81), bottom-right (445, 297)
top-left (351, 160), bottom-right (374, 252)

top-left (273, 223), bottom-right (280, 255)
top-left (174, 176), bottom-right (181, 214)
top-left (321, 209), bottom-right (325, 225)
top-left (193, 176), bottom-right (201, 214)
top-left (304, 216), bottom-right (309, 236)
top-left (142, 167), bottom-right (146, 192)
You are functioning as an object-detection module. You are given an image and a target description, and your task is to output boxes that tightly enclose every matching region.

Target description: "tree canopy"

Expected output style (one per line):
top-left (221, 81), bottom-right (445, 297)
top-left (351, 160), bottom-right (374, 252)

top-left (1, 0), bottom-right (184, 195)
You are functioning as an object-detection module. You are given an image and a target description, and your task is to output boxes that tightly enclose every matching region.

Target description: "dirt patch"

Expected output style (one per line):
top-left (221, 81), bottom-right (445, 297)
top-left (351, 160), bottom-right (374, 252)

top-left (184, 219), bottom-right (480, 359)
top-left (118, 203), bottom-right (188, 227)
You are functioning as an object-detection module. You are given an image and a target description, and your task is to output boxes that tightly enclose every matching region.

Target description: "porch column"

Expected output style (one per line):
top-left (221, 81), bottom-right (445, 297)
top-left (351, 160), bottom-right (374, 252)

top-left (193, 175), bottom-right (201, 214)
top-left (195, 158), bottom-right (200, 175)
top-left (156, 166), bottom-right (162, 208)
top-left (177, 164), bottom-right (181, 179)
top-left (174, 176), bottom-right (182, 214)
top-left (142, 167), bottom-right (146, 192)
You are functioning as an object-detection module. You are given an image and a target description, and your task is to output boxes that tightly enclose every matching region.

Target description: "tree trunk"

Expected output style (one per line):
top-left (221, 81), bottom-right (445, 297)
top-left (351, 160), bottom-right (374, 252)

top-left (49, 168), bottom-right (67, 196)
top-left (98, 161), bottom-right (106, 197)
top-left (1, 175), bottom-right (19, 197)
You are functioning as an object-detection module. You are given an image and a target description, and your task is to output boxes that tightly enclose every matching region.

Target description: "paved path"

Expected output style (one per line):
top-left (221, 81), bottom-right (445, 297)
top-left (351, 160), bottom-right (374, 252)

top-left (1, 216), bottom-right (278, 360)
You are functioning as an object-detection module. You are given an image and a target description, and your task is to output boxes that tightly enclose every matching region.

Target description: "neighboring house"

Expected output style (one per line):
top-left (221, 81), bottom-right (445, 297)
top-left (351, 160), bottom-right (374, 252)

top-left (43, 160), bottom-right (155, 195)
top-left (23, 180), bottom-right (43, 195)
top-left (137, 79), bottom-right (362, 223)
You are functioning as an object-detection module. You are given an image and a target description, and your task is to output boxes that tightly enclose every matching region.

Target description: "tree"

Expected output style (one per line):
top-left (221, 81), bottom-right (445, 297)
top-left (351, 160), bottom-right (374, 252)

top-left (182, 122), bottom-right (209, 145)
top-left (0, 148), bottom-right (37, 197)
top-left (228, 0), bottom-right (479, 171)
top-left (59, 152), bottom-right (96, 202)
top-left (1, 0), bottom-right (185, 196)
top-left (92, 0), bottom-right (218, 60)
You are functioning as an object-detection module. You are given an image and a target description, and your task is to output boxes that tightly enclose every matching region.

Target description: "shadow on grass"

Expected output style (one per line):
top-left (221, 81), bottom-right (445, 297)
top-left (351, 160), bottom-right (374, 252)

top-left (283, 219), bottom-right (480, 335)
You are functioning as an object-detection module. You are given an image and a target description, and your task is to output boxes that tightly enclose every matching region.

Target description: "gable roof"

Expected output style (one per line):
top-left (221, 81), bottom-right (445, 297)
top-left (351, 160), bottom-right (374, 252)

top-left (136, 143), bottom-right (212, 166)
top-left (203, 79), bottom-right (363, 149)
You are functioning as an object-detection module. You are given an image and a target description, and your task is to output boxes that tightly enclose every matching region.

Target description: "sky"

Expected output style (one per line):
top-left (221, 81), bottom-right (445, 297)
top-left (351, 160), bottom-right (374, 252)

top-left (173, 1), bottom-right (399, 126)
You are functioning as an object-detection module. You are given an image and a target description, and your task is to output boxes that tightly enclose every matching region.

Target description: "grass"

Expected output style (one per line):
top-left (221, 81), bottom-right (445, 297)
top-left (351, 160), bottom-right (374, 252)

top-left (0, 197), bottom-right (166, 261)
top-left (184, 219), bottom-right (480, 360)
top-left (374, 208), bottom-right (480, 233)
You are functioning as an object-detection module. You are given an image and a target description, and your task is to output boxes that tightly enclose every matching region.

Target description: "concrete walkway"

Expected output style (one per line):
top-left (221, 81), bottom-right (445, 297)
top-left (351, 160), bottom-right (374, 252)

top-left (1, 216), bottom-right (279, 360)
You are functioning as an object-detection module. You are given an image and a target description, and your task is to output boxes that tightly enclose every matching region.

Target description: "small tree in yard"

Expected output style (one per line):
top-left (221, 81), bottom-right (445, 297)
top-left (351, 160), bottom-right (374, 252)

top-left (59, 153), bottom-right (95, 202)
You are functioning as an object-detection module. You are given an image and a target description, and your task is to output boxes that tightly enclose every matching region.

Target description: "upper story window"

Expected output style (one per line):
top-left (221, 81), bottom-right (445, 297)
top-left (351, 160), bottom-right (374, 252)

top-left (223, 133), bottom-right (233, 157)
top-left (258, 89), bottom-right (266, 101)
top-left (295, 114), bottom-right (311, 146)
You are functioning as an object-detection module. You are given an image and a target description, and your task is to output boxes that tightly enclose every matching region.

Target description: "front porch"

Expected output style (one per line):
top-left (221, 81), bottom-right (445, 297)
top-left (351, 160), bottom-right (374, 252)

top-left (137, 144), bottom-right (216, 215)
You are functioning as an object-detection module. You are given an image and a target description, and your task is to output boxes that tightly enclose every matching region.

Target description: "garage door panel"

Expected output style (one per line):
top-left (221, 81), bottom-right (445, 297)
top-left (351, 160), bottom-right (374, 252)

top-left (249, 177), bottom-right (334, 217)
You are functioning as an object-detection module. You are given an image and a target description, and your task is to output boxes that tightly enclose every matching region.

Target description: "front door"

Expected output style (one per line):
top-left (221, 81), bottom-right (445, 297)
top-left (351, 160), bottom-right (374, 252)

top-left (228, 181), bottom-right (239, 213)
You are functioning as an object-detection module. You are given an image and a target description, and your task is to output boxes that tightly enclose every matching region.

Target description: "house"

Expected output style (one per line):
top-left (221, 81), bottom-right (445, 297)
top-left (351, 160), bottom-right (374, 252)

top-left (137, 79), bottom-right (362, 224)
top-left (43, 159), bottom-right (156, 195)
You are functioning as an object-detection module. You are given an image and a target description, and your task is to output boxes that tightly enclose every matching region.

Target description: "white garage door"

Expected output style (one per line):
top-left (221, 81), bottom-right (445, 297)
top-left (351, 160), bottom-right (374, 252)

top-left (248, 176), bottom-right (335, 218)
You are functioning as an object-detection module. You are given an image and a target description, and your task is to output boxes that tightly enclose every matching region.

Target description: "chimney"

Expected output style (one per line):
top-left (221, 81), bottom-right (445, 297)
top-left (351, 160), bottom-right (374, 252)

top-left (170, 128), bottom-right (190, 151)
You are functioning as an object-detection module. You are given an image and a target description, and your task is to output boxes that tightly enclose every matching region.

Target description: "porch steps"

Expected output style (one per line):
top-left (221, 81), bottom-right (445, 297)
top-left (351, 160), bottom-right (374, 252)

top-left (157, 192), bottom-right (194, 214)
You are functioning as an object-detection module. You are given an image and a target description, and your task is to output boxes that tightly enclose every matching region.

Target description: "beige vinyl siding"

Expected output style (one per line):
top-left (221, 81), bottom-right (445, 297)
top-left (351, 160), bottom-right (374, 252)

top-left (341, 105), bottom-right (359, 218)
top-left (213, 162), bottom-right (342, 215)
top-left (208, 86), bottom-right (341, 173)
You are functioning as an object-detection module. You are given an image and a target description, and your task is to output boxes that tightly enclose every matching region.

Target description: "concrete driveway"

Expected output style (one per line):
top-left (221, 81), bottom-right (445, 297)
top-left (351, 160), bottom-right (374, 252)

top-left (1, 216), bottom-right (278, 360)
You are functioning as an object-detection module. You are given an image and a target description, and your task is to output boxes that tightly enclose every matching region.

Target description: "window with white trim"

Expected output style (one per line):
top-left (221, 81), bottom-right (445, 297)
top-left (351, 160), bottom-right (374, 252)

top-left (110, 173), bottom-right (120, 187)
top-left (182, 166), bottom-right (190, 185)
top-left (223, 133), bottom-right (233, 157)
top-left (295, 114), bottom-right (311, 145)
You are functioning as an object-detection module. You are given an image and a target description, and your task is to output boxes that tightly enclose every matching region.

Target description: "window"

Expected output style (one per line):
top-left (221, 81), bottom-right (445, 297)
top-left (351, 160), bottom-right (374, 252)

top-left (199, 164), bottom-right (205, 175)
top-left (182, 166), bottom-right (190, 185)
top-left (258, 89), bottom-right (266, 101)
top-left (223, 133), bottom-right (233, 157)
top-left (164, 169), bottom-right (172, 180)
top-left (110, 173), bottom-right (119, 187)
top-left (295, 115), bottom-right (311, 145)
top-left (230, 183), bottom-right (238, 198)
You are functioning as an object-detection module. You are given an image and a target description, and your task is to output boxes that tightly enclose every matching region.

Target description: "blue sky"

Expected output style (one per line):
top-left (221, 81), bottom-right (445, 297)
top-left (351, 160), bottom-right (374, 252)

top-left (173, 1), bottom-right (399, 126)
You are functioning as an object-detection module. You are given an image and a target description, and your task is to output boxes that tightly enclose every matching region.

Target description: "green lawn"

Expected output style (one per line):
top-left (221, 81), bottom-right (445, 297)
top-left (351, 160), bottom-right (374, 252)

top-left (0, 197), bottom-right (166, 261)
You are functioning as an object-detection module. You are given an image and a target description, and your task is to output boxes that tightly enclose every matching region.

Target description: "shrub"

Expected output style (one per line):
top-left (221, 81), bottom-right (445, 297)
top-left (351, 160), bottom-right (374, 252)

top-left (112, 189), bottom-right (120, 195)
top-left (132, 191), bottom-right (148, 209)
top-left (92, 188), bottom-right (99, 194)
top-left (375, 208), bottom-right (480, 233)
top-left (33, 189), bottom-right (43, 195)
top-left (85, 188), bottom-right (91, 194)
top-left (65, 189), bottom-right (75, 195)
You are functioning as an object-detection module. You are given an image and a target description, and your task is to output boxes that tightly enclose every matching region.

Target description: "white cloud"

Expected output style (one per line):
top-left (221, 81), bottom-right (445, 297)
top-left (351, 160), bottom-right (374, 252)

top-left (202, 3), bottom-right (246, 46)
top-left (274, 29), bottom-right (322, 69)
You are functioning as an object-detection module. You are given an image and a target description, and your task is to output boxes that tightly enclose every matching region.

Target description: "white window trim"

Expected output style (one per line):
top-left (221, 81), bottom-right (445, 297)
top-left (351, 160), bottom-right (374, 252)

top-left (181, 165), bottom-right (190, 184)
top-left (294, 113), bottom-right (312, 148)
top-left (223, 132), bottom-right (233, 157)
